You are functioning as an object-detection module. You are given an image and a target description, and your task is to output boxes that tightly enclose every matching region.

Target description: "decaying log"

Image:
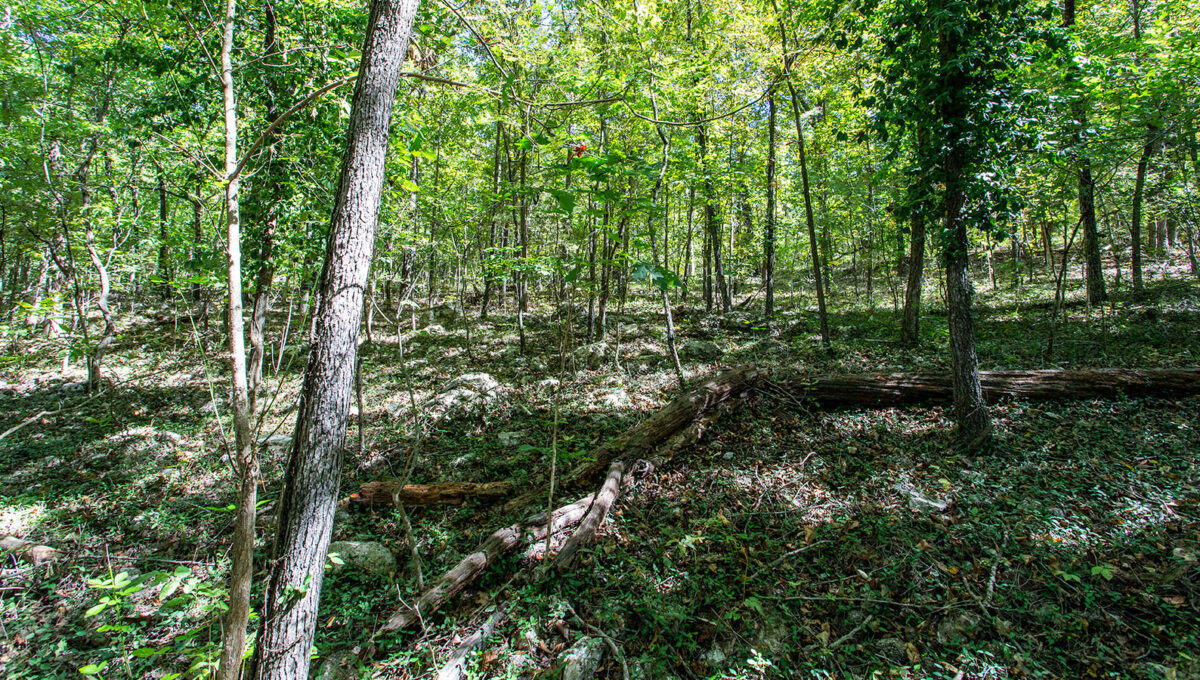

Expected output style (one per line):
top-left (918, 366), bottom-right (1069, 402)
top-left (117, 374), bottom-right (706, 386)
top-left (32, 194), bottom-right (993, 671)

top-left (349, 481), bottom-right (513, 508)
top-left (783, 368), bottom-right (1200, 409)
top-left (377, 495), bottom-right (595, 634)
top-left (551, 462), bottom-right (625, 572)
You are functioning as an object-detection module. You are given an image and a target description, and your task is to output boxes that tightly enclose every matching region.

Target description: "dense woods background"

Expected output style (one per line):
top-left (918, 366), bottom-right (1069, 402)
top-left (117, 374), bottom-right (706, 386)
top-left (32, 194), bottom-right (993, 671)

top-left (1, 0), bottom-right (1199, 678)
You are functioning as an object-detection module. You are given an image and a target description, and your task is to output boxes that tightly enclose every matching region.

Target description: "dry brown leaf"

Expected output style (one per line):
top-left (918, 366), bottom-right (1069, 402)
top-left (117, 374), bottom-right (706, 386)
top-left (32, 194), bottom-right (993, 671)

top-left (905, 642), bottom-right (920, 663)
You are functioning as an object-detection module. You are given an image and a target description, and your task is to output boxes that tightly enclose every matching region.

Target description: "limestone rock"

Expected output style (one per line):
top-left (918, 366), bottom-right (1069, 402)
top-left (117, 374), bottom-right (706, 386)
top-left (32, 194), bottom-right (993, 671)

top-left (573, 342), bottom-right (610, 370)
top-left (680, 339), bottom-right (722, 361)
top-left (560, 636), bottom-right (606, 680)
top-left (326, 541), bottom-right (396, 576)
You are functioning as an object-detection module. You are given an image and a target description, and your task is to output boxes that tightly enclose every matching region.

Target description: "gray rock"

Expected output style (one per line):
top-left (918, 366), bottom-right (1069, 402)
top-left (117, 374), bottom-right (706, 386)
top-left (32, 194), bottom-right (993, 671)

top-left (445, 372), bottom-right (503, 394)
top-left (561, 636), bottom-right (606, 680)
top-left (313, 650), bottom-right (357, 680)
top-left (598, 389), bottom-right (632, 409)
top-left (431, 303), bottom-right (460, 327)
top-left (573, 342), bottom-right (610, 370)
top-left (680, 339), bottom-right (722, 361)
top-left (0, 537), bottom-right (61, 565)
top-left (936, 612), bottom-right (981, 645)
top-left (433, 373), bottom-right (506, 411)
top-left (876, 637), bottom-right (908, 663)
top-left (326, 541), bottom-right (395, 576)
top-left (894, 481), bottom-right (950, 513)
top-left (703, 646), bottom-right (727, 667)
top-left (907, 492), bottom-right (950, 513)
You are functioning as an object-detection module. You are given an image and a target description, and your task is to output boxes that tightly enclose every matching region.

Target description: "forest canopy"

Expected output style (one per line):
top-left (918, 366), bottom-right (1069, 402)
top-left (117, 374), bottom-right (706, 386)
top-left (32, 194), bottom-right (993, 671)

top-left (1, 0), bottom-right (1199, 678)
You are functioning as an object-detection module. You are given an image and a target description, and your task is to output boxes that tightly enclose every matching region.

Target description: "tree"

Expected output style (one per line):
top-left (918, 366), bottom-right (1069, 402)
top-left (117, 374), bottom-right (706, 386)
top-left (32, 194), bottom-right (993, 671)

top-left (873, 0), bottom-right (1043, 445)
top-left (1062, 0), bottom-right (1107, 304)
top-left (251, 0), bottom-right (421, 677)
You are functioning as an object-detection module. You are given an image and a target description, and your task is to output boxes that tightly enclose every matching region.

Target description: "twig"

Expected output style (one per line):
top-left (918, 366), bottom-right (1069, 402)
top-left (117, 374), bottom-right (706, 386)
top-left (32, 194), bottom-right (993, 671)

top-left (0, 408), bottom-right (57, 442)
top-left (829, 614), bottom-right (873, 649)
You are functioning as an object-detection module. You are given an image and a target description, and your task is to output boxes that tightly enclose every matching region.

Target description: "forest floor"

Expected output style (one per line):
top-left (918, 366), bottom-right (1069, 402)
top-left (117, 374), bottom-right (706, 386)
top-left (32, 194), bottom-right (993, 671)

top-left (1, 261), bottom-right (1199, 679)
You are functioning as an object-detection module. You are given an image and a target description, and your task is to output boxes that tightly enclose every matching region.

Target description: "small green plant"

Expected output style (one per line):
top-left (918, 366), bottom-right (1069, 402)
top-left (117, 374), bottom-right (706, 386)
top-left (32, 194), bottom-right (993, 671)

top-left (78, 565), bottom-right (226, 680)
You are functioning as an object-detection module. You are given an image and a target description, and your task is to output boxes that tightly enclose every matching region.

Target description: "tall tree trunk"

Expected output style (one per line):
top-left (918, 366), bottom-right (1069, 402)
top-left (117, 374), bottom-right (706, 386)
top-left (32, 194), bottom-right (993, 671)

top-left (786, 82), bottom-right (831, 351)
top-left (902, 127), bottom-right (926, 345)
top-left (191, 164), bottom-right (204, 304)
top-left (697, 124), bottom-right (731, 312)
top-left (251, 2), bottom-right (420, 679)
top-left (1130, 127), bottom-right (1158, 292)
top-left (682, 185), bottom-right (695, 300)
top-left (1063, 0), bottom-right (1106, 304)
top-left (764, 90), bottom-right (777, 316)
top-left (156, 166), bottom-right (170, 301)
top-left (480, 115), bottom-right (502, 319)
top-left (649, 109), bottom-right (684, 384)
top-left (1186, 125), bottom-right (1200, 276)
top-left (215, 0), bottom-right (257, 676)
top-left (938, 18), bottom-right (991, 448)
top-left (901, 194), bottom-right (926, 344)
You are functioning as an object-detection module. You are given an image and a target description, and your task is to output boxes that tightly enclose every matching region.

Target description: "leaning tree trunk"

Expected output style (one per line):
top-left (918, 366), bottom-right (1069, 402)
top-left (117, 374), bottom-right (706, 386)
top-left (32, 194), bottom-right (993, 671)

top-left (251, 2), bottom-right (421, 679)
top-left (785, 82), bottom-right (831, 351)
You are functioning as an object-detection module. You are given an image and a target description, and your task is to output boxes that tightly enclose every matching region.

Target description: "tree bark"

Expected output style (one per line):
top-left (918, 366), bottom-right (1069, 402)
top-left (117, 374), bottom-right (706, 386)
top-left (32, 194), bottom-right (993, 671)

top-left (901, 207), bottom-right (926, 346)
top-left (377, 495), bottom-right (595, 634)
top-left (1130, 127), bottom-right (1158, 292)
top-left (550, 462), bottom-right (625, 571)
top-left (247, 0), bottom-right (285, 411)
top-left (251, 1), bottom-right (421, 678)
top-left (156, 166), bottom-right (170, 300)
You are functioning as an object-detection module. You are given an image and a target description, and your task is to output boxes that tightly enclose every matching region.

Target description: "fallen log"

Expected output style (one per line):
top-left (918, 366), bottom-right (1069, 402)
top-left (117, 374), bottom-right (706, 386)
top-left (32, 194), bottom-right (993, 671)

top-left (371, 365), bottom-right (1199, 639)
top-left (348, 481), bottom-right (513, 508)
top-left (550, 462), bottom-right (625, 572)
top-left (783, 368), bottom-right (1200, 409)
top-left (505, 364), bottom-right (764, 511)
top-left (376, 494), bottom-right (595, 635)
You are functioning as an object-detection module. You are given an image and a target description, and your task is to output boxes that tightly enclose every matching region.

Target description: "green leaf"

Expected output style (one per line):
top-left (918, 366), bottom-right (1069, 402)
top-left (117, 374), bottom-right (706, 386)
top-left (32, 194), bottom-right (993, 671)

top-left (546, 188), bottom-right (575, 214)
